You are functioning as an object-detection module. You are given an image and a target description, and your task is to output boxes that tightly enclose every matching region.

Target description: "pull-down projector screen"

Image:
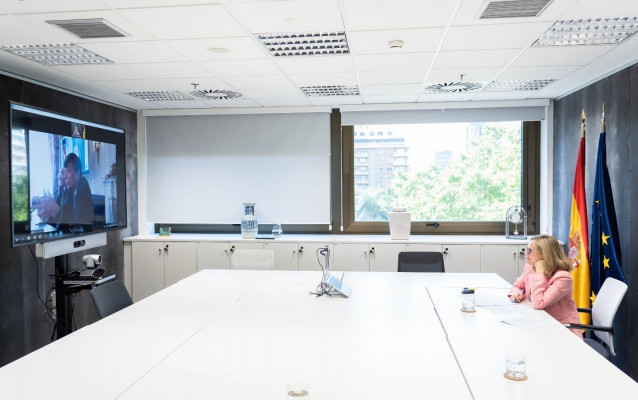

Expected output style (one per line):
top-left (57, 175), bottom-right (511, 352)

top-left (145, 112), bottom-right (331, 225)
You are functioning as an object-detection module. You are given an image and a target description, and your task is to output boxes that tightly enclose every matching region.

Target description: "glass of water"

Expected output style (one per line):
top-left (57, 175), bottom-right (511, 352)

top-left (504, 353), bottom-right (527, 380)
top-left (272, 223), bottom-right (283, 237)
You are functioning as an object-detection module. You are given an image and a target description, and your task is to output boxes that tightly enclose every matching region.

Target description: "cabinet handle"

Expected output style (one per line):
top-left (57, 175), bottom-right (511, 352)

top-left (164, 244), bottom-right (169, 254)
top-left (443, 247), bottom-right (448, 255)
top-left (230, 245), bottom-right (235, 253)
top-left (369, 247), bottom-right (375, 254)
top-left (158, 249), bottom-right (161, 255)
top-left (299, 246), bottom-right (303, 254)
top-left (519, 249), bottom-right (526, 256)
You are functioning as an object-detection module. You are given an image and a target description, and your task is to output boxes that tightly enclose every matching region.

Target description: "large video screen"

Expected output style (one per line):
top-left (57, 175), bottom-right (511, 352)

top-left (10, 102), bottom-right (127, 247)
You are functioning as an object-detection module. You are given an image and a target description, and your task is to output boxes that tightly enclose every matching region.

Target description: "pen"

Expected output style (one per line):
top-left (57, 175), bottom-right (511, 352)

top-left (514, 288), bottom-right (524, 303)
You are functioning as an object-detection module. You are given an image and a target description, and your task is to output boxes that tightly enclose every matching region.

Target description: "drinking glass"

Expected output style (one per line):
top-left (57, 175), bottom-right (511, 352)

top-left (504, 353), bottom-right (527, 380)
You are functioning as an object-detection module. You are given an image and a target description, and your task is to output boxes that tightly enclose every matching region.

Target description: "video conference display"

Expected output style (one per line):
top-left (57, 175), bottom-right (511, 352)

top-left (10, 102), bottom-right (127, 247)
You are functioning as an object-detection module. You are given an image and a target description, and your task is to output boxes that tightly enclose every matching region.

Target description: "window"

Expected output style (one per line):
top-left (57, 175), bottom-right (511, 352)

top-left (339, 121), bottom-right (540, 234)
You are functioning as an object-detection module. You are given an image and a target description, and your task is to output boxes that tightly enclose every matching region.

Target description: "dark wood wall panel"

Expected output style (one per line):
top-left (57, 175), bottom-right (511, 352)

top-left (553, 64), bottom-right (637, 381)
top-left (0, 73), bottom-right (138, 367)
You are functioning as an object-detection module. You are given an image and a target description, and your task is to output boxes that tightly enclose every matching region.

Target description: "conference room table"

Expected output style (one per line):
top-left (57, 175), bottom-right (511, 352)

top-left (0, 270), bottom-right (636, 399)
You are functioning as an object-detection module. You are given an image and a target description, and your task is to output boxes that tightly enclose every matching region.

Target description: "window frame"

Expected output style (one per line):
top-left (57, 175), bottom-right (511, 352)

top-left (335, 119), bottom-right (540, 235)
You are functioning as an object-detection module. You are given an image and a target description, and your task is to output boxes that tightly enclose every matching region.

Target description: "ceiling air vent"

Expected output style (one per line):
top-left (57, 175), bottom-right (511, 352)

top-left (46, 18), bottom-right (129, 39)
top-left (478, 0), bottom-right (554, 19)
top-left (190, 89), bottom-right (243, 100)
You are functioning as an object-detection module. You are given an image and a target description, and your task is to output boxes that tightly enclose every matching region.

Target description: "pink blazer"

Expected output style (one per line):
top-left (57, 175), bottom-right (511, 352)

top-left (509, 264), bottom-right (583, 338)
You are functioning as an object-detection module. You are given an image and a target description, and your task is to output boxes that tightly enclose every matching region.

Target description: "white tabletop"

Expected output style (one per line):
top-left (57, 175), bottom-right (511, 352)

top-left (0, 270), bottom-right (635, 399)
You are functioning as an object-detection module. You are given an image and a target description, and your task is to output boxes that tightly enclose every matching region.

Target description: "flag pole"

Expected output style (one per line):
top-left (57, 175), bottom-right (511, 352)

top-left (601, 102), bottom-right (605, 133)
top-left (581, 109), bottom-right (586, 138)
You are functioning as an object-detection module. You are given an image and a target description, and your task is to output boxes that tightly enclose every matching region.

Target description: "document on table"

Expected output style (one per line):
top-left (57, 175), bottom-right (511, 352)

top-left (500, 314), bottom-right (554, 329)
top-left (475, 289), bottom-right (512, 306)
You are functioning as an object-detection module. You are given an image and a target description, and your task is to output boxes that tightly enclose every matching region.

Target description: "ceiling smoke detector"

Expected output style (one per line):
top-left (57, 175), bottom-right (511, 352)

top-left (388, 40), bottom-right (404, 49)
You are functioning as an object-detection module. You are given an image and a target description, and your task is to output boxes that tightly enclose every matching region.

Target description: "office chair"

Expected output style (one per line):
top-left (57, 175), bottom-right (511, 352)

top-left (231, 249), bottom-right (275, 270)
top-left (398, 251), bottom-right (445, 273)
top-left (90, 279), bottom-right (133, 319)
top-left (566, 277), bottom-right (628, 360)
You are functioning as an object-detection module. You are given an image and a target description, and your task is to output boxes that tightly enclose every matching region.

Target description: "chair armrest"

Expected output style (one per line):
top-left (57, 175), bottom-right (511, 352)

top-left (566, 323), bottom-right (613, 333)
top-left (577, 308), bottom-right (592, 313)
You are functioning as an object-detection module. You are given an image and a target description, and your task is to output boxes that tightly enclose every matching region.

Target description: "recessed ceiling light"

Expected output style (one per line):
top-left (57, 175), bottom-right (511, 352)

top-left (484, 79), bottom-right (555, 91)
top-left (423, 81), bottom-right (483, 93)
top-left (258, 32), bottom-right (350, 57)
top-left (0, 43), bottom-right (112, 65)
top-left (283, 15), bottom-right (298, 24)
top-left (301, 85), bottom-right (360, 96)
top-left (190, 89), bottom-right (243, 100)
top-left (534, 17), bottom-right (638, 46)
top-left (128, 91), bottom-right (193, 101)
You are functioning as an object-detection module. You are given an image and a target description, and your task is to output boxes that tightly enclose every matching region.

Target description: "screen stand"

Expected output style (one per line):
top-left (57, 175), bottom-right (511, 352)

top-left (55, 254), bottom-right (73, 339)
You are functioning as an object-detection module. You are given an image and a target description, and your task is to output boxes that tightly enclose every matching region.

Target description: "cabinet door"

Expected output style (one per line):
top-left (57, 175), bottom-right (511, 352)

top-left (197, 242), bottom-right (231, 270)
top-left (442, 244), bottom-right (481, 273)
top-left (131, 241), bottom-right (166, 302)
top-left (480, 244), bottom-right (523, 284)
top-left (298, 243), bottom-right (334, 272)
top-left (264, 242), bottom-right (299, 270)
top-left (370, 243), bottom-right (406, 272)
top-left (164, 242), bottom-right (197, 287)
top-left (333, 243), bottom-right (370, 271)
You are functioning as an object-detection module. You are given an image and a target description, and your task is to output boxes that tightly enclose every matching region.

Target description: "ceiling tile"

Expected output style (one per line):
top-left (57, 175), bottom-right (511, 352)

top-left (165, 38), bottom-right (267, 62)
top-left (51, 64), bottom-right (145, 81)
top-left (354, 53), bottom-right (435, 72)
top-left (496, 65), bottom-right (581, 81)
top-left (227, 0), bottom-right (344, 34)
top-left (432, 49), bottom-right (522, 69)
top-left (124, 62), bottom-right (210, 79)
top-left (427, 68), bottom-right (502, 83)
top-left (81, 41), bottom-right (187, 63)
top-left (417, 92), bottom-right (477, 102)
top-left (157, 77), bottom-right (235, 92)
top-left (358, 70), bottom-right (428, 86)
top-left (287, 72), bottom-right (358, 86)
top-left (441, 22), bottom-right (554, 52)
top-left (362, 94), bottom-right (420, 104)
top-left (347, 28), bottom-right (446, 54)
top-left (198, 59), bottom-right (281, 77)
top-left (116, 5), bottom-right (246, 39)
top-left (359, 83), bottom-right (423, 96)
top-left (511, 45), bottom-right (613, 67)
top-left (274, 55), bottom-right (355, 75)
top-left (1, 0), bottom-right (108, 14)
top-left (342, 0), bottom-right (458, 30)
top-left (222, 74), bottom-right (296, 89)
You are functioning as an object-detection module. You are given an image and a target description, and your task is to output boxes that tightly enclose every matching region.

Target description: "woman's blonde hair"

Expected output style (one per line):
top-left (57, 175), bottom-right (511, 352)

top-left (532, 234), bottom-right (573, 277)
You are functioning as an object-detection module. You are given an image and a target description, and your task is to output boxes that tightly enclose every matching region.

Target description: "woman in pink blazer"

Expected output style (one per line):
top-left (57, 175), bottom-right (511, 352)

top-left (509, 234), bottom-right (582, 338)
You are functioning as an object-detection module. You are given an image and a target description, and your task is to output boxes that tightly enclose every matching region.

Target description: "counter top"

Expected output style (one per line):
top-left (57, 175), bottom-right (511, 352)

top-left (124, 233), bottom-right (531, 245)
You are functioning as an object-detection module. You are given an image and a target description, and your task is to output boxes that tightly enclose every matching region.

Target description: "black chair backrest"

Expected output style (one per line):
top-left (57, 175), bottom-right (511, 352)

top-left (90, 279), bottom-right (133, 318)
top-left (398, 251), bottom-right (445, 272)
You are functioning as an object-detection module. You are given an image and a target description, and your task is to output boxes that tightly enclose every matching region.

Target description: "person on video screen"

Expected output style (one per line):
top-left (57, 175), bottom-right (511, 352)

top-left (33, 153), bottom-right (94, 230)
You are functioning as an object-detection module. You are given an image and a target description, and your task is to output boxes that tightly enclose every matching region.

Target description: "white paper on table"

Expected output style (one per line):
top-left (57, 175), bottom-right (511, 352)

top-left (500, 314), bottom-right (554, 329)
top-left (475, 290), bottom-right (513, 306)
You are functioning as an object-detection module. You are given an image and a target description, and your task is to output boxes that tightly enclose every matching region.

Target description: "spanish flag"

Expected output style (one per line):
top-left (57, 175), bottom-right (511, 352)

top-left (568, 132), bottom-right (590, 324)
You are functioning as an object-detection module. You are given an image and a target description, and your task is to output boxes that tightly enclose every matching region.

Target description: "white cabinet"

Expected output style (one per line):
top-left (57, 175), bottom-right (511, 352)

top-left (333, 243), bottom-right (370, 271)
top-left (442, 245), bottom-right (481, 273)
top-left (264, 242), bottom-right (299, 270)
top-left (370, 243), bottom-right (406, 272)
top-left (131, 241), bottom-right (196, 302)
top-left (196, 242), bottom-right (231, 270)
top-left (480, 244), bottom-right (527, 284)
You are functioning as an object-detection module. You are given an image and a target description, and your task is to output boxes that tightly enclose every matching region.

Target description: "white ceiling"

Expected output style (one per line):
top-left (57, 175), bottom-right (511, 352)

top-left (1, 0), bottom-right (637, 111)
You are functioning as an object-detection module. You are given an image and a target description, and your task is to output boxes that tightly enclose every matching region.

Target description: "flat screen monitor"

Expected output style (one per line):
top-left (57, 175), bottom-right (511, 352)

top-left (9, 102), bottom-right (127, 247)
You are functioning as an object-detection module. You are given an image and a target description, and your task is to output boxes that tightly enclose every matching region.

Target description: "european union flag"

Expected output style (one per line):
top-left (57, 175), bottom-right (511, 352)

top-left (590, 132), bottom-right (626, 301)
